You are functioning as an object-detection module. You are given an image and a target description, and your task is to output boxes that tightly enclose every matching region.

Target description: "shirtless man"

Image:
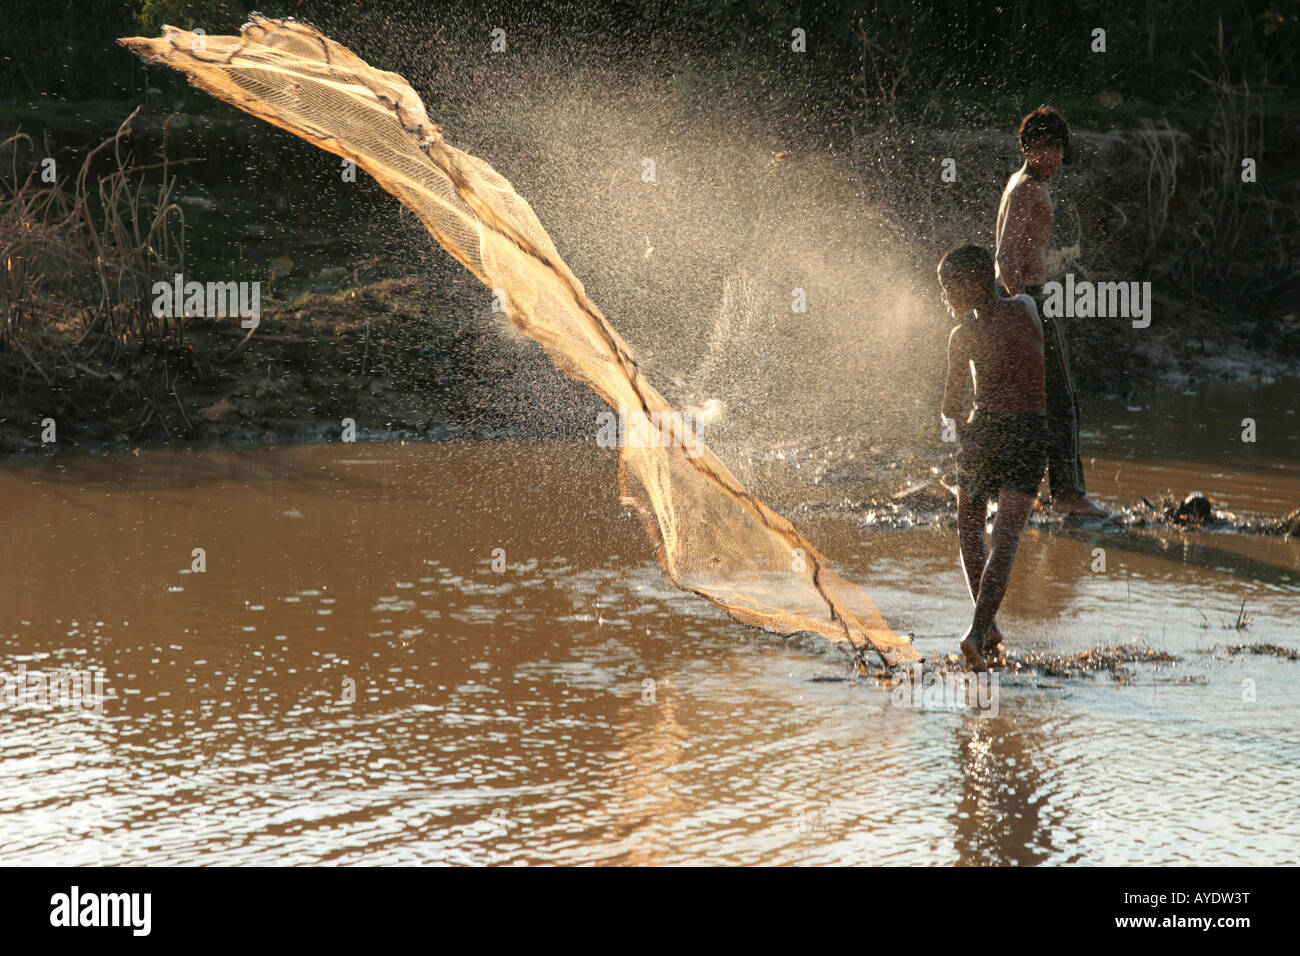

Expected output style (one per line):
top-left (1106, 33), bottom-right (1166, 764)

top-left (938, 244), bottom-right (1048, 671)
top-left (995, 107), bottom-right (1107, 517)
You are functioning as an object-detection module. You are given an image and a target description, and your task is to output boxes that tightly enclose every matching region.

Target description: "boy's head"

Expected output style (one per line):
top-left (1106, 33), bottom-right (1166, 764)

top-left (937, 243), bottom-right (996, 318)
top-left (1018, 106), bottom-right (1071, 178)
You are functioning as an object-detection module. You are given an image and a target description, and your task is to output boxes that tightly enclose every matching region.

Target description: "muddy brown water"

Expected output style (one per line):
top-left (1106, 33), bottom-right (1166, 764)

top-left (1, 377), bottom-right (1297, 864)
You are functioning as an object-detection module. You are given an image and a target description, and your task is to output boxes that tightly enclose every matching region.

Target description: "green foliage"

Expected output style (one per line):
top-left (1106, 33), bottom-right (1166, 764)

top-left (134, 0), bottom-right (250, 33)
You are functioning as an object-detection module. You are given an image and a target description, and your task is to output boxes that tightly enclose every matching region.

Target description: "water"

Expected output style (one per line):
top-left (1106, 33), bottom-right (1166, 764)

top-left (1, 380), bottom-right (1297, 865)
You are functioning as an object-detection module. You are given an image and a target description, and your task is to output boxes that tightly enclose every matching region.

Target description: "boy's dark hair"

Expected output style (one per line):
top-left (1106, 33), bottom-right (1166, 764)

top-left (938, 243), bottom-right (995, 288)
top-left (1019, 106), bottom-right (1073, 164)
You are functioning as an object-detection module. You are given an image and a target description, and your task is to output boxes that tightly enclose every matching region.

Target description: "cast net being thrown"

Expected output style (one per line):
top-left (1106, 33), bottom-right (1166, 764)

top-left (121, 17), bottom-right (920, 665)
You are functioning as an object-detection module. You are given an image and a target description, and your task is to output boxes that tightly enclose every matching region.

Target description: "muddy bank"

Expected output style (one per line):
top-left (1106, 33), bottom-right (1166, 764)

top-left (4, 103), bottom-right (1298, 425)
top-left (2, 104), bottom-right (1296, 539)
top-left (0, 276), bottom-right (602, 456)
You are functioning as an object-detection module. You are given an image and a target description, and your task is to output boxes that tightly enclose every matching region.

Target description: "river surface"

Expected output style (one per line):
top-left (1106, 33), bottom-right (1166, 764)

top-left (1, 378), bottom-right (1297, 865)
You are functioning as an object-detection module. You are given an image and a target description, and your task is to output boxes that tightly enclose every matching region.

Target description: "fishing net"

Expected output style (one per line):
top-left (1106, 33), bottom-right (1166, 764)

top-left (121, 17), bottom-right (920, 665)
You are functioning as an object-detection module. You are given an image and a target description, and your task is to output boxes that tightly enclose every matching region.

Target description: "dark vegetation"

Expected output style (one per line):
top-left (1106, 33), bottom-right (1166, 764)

top-left (1, 1), bottom-right (1298, 452)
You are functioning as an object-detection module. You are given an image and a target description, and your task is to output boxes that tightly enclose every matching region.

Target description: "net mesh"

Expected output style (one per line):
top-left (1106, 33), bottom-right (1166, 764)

top-left (121, 16), bottom-right (919, 665)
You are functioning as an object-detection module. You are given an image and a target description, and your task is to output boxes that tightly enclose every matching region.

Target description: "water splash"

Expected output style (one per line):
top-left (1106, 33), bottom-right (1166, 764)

top-left (121, 16), bottom-right (920, 664)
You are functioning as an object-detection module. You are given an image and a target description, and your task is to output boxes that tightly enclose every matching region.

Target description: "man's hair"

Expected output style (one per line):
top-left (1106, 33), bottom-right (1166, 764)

top-left (1019, 106), bottom-right (1073, 164)
top-left (938, 243), bottom-right (995, 287)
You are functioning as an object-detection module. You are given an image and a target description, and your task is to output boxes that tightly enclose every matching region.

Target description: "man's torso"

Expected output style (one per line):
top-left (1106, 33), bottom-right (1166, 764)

top-left (995, 171), bottom-right (1054, 288)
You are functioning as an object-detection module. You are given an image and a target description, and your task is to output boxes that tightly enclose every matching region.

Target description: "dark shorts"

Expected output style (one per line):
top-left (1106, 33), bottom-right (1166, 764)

top-left (958, 410), bottom-right (1049, 501)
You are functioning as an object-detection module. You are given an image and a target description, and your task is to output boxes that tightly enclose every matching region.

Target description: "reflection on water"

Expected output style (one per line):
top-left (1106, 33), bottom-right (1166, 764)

top-left (953, 709), bottom-right (1055, 866)
top-left (1, 412), bottom-right (1297, 863)
top-left (1085, 376), bottom-right (1299, 472)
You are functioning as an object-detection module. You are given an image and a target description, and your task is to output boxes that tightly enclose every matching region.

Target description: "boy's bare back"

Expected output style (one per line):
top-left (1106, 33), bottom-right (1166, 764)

top-left (944, 294), bottom-right (1046, 419)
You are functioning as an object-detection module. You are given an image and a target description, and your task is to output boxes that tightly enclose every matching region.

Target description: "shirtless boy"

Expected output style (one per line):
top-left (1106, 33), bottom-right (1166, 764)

top-left (939, 244), bottom-right (1048, 671)
top-left (995, 107), bottom-right (1107, 517)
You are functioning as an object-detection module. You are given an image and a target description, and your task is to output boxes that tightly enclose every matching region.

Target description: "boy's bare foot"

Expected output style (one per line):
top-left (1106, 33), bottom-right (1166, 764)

top-left (981, 621), bottom-right (1005, 659)
top-left (960, 629), bottom-right (987, 672)
top-left (1051, 492), bottom-right (1108, 517)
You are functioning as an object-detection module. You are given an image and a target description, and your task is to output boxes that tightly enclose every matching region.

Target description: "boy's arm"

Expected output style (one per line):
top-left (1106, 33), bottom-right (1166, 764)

top-left (941, 325), bottom-right (969, 433)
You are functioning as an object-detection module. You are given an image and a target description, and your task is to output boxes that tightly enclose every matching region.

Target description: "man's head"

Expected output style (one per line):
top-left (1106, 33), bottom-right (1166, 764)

top-left (1018, 106), bottom-right (1071, 179)
top-left (937, 243), bottom-right (996, 318)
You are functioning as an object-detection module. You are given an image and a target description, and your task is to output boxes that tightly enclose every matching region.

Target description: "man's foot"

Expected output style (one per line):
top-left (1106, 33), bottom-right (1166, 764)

top-left (1051, 492), bottom-right (1108, 517)
top-left (960, 629), bottom-right (987, 672)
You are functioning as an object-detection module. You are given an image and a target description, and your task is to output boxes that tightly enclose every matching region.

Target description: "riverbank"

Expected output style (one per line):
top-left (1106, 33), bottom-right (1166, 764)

top-left (3, 101), bottom-right (1297, 504)
top-left (0, 275), bottom-right (602, 457)
top-left (3, 277), bottom-right (1296, 548)
top-left (2, 255), bottom-right (1295, 459)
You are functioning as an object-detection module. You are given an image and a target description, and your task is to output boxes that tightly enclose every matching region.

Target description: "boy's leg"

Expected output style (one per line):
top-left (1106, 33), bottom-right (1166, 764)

top-left (957, 490), bottom-right (1004, 651)
top-left (957, 489), bottom-right (987, 603)
top-left (960, 488), bottom-right (1035, 670)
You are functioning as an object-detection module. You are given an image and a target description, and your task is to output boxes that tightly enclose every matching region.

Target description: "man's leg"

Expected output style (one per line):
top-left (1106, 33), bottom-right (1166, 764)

top-left (1039, 306), bottom-right (1106, 516)
top-left (1040, 308), bottom-right (1084, 496)
top-left (960, 488), bottom-right (1035, 670)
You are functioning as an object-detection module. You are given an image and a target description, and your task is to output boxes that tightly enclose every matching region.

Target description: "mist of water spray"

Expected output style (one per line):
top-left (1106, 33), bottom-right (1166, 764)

top-left (316, 23), bottom-right (955, 458)
top-left (121, 16), bottom-right (929, 664)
